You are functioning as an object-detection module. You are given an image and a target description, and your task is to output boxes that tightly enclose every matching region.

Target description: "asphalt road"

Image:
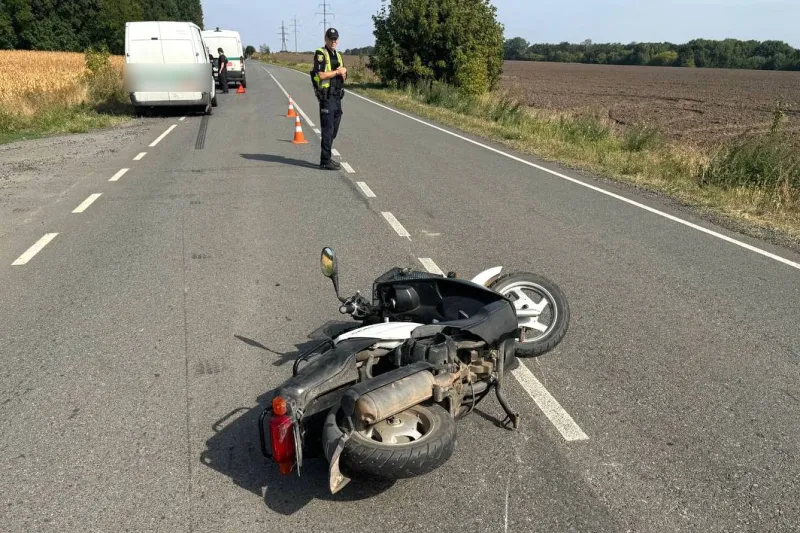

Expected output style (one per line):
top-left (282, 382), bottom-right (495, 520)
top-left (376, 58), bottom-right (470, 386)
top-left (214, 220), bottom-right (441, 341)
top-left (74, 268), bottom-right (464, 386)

top-left (1, 63), bottom-right (799, 533)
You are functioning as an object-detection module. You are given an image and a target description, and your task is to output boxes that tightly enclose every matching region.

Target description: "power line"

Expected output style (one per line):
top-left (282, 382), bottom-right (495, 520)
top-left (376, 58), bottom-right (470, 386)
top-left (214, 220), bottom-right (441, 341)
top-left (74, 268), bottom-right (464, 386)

top-left (291, 16), bottom-right (302, 53)
top-left (316, 2), bottom-right (335, 32)
top-left (277, 20), bottom-right (288, 52)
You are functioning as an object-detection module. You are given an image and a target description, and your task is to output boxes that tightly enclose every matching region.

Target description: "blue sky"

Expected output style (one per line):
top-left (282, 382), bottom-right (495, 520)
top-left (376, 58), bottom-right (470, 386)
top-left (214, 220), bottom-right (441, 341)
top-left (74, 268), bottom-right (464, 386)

top-left (200, 0), bottom-right (800, 52)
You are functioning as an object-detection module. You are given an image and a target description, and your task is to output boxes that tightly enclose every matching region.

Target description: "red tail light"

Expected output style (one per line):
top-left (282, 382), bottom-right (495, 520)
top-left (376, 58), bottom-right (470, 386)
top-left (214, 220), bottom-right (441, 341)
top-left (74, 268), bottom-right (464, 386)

top-left (269, 396), bottom-right (295, 475)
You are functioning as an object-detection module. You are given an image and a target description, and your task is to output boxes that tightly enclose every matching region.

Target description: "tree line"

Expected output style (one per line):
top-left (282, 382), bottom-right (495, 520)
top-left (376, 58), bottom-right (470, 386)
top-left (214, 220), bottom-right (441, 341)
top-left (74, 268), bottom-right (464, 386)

top-left (0, 0), bottom-right (204, 55)
top-left (343, 46), bottom-right (374, 56)
top-left (503, 37), bottom-right (800, 71)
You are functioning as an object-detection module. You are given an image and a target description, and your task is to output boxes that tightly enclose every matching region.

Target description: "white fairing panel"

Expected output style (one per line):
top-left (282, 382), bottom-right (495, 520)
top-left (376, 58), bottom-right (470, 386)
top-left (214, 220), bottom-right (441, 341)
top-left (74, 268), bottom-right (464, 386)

top-left (334, 322), bottom-right (424, 347)
top-left (471, 266), bottom-right (503, 287)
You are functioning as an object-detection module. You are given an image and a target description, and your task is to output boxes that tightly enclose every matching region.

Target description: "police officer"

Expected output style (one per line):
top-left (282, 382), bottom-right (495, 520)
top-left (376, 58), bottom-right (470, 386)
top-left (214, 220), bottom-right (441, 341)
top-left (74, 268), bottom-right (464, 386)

top-left (312, 28), bottom-right (347, 170)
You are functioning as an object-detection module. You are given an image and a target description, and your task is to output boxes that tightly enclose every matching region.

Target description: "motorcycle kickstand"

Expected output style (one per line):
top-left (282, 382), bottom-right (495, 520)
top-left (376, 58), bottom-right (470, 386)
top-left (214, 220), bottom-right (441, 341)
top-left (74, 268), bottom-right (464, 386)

top-left (494, 379), bottom-right (520, 430)
top-left (495, 340), bottom-right (520, 430)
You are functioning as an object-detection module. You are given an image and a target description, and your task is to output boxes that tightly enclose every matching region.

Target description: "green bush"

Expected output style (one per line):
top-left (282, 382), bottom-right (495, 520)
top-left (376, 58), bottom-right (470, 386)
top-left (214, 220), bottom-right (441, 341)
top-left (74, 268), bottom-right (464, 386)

top-left (83, 47), bottom-right (127, 112)
top-left (699, 132), bottom-right (799, 193)
top-left (371, 0), bottom-right (504, 95)
top-left (558, 114), bottom-right (612, 144)
top-left (623, 124), bottom-right (665, 152)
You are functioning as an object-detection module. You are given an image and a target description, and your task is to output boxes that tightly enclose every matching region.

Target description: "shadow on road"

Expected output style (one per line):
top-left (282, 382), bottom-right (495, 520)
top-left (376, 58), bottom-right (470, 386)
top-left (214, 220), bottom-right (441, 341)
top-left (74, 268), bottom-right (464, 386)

top-left (134, 105), bottom-right (210, 118)
top-left (200, 330), bottom-right (395, 515)
top-left (240, 153), bottom-right (320, 169)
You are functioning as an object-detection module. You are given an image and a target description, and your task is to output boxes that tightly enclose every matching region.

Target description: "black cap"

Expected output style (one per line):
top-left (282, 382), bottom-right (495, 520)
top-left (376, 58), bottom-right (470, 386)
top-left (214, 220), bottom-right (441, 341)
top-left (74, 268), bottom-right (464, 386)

top-left (325, 28), bottom-right (339, 40)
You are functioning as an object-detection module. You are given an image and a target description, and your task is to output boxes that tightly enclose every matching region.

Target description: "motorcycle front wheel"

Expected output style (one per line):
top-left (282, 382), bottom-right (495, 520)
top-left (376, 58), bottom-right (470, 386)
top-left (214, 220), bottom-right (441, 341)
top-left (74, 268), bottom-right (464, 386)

top-left (326, 403), bottom-right (456, 480)
top-left (490, 272), bottom-right (570, 357)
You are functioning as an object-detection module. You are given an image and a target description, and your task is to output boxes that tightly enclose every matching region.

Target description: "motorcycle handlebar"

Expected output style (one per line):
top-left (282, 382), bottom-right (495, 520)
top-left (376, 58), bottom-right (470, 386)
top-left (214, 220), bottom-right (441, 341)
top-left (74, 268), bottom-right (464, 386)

top-left (339, 302), bottom-right (356, 315)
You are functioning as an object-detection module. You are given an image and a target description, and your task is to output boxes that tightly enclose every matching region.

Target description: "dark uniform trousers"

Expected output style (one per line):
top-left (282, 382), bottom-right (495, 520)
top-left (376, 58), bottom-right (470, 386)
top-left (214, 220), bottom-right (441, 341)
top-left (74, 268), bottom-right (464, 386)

top-left (320, 94), bottom-right (343, 164)
top-left (219, 69), bottom-right (229, 93)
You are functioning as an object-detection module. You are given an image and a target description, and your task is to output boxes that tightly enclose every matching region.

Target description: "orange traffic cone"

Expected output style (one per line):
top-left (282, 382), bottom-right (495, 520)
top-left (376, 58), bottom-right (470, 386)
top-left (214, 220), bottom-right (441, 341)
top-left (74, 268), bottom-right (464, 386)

top-left (292, 115), bottom-right (308, 144)
top-left (286, 97), bottom-right (298, 117)
top-left (237, 82), bottom-right (246, 94)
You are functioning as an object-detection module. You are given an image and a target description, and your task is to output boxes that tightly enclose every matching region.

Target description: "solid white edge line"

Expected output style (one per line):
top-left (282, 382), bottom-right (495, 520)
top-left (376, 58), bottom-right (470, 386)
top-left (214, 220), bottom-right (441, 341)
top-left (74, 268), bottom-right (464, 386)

top-left (336, 87), bottom-right (800, 272)
top-left (511, 363), bottom-right (589, 441)
top-left (341, 162), bottom-right (355, 174)
top-left (356, 182), bottom-right (376, 198)
top-left (133, 152), bottom-right (146, 161)
top-left (72, 193), bottom-right (102, 213)
top-left (418, 258), bottom-right (444, 275)
top-left (263, 68), bottom-right (316, 127)
top-left (109, 168), bottom-right (129, 182)
top-left (12, 233), bottom-right (59, 266)
top-left (149, 124), bottom-right (176, 147)
top-left (332, 149), bottom-right (340, 157)
top-left (381, 212), bottom-right (410, 239)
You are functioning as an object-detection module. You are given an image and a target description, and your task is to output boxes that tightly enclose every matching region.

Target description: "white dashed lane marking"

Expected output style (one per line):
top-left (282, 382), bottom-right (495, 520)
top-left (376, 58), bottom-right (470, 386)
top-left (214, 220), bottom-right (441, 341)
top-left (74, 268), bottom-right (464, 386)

top-left (356, 182), bottom-right (376, 198)
top-left (418, 258), bottom-right (444, 275)
top-left (381, 212), bottom-right (410, 239)
top-left (149, 125), bottom-right (176, 147)
top-left (72, 194), bottom-right (102, 214)
top-left (341, 162), bottom-right (355, 174)
top-left (133, 152), bottom-right (146, 161)
top-left (11, 233), bottom-right (59, 266)
top-left (109, 169), bottom-right (129, 182)
top-left (511, 364), bottom-right (589, 441)
top-left (332, 149), bottom-right (340, 157)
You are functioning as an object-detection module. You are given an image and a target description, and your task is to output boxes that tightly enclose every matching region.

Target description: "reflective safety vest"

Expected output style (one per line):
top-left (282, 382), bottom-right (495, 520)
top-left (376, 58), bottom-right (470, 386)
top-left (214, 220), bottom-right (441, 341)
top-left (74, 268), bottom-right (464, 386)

top-left (313, 47), bottom-right (343, 89)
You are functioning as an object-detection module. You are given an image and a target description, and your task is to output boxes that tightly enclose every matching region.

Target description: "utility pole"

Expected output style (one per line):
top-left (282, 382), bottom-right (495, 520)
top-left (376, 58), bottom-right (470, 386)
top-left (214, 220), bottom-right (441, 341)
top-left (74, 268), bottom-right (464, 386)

top-left (277, 21), bottom-right (288, 52)
top-left (316, 2), bottom-right (335, 32)
top-left (291, 16), bottom-right (301, 53)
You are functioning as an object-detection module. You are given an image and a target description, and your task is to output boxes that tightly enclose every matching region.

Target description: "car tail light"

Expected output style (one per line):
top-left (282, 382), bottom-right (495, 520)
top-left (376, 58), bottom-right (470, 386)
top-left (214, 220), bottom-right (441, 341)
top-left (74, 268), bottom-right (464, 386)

top-left (269, 396), bottom-right (295, 475)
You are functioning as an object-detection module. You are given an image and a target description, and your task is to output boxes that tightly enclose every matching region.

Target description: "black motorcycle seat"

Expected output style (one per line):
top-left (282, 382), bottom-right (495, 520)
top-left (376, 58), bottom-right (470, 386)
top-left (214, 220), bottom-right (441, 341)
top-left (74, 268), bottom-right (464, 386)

top-left (415, 299), bottom-right (518, 346)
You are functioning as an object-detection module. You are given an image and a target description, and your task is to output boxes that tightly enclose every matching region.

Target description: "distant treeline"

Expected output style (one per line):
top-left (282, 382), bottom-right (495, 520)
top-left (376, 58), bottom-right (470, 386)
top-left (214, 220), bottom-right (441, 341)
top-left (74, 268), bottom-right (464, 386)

top-left (0, 0), bottom-right (204, 55)
top-left (343, 46), bottom-right (374, 56)
top-left (503, 38), bottom-right (800, 70)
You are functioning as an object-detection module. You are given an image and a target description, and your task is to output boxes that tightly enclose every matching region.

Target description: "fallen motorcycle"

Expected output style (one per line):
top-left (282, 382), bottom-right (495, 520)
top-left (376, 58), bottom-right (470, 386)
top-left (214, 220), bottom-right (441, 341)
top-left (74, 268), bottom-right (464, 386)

top-left (259, 247), bottom-right (570, 493)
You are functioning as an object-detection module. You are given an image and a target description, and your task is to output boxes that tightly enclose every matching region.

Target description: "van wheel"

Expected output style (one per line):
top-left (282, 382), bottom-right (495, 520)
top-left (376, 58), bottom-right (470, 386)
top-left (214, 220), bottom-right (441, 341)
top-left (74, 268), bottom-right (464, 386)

top-left (211, 95), bottom-right (218, 107)
top-left (204, 103), bottom-right (213, 116)
top-left (241, 77), bottom-right (246, 89)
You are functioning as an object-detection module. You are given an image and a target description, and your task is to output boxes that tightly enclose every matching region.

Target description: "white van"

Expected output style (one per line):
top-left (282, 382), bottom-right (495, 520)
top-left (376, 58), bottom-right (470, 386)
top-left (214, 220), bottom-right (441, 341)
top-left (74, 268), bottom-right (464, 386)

top-left (124, 21), bottom-right (217, 116)
top-left (201, 28), bottom-right (246, 88)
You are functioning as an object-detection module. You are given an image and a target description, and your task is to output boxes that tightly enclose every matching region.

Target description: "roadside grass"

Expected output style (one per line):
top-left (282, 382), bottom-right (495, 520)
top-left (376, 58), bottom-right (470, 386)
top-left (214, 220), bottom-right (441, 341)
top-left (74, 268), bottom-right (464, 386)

top-left (261, 56), bottom-right (800, 242)
top-left (0, 49), bottom-right (131, 144)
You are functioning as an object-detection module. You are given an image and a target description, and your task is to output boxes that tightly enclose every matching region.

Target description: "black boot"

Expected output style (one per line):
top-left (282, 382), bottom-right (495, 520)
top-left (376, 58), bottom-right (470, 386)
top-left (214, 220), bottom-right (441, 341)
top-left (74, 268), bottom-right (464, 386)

top-left (319, 160), bottom-right (341, 170)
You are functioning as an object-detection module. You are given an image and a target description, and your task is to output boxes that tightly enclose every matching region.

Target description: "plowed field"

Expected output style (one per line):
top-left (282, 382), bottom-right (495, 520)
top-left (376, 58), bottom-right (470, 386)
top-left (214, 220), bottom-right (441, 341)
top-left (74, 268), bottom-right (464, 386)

top-left (500, 61), bottom-right (800, 146)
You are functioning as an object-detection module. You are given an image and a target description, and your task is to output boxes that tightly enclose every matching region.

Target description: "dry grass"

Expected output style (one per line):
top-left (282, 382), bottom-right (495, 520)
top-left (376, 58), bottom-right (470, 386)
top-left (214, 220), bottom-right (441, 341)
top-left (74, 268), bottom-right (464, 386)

top-left (0, 51), bottom-right (124, 116)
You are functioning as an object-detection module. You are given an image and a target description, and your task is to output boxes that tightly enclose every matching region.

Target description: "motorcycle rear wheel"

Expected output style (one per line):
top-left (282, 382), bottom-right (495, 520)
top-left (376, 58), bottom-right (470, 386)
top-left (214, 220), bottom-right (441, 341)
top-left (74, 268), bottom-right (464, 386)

top-left (328, 403), bottom-right (456, 480)
top-left (490, 272), bottom-right (570, 357)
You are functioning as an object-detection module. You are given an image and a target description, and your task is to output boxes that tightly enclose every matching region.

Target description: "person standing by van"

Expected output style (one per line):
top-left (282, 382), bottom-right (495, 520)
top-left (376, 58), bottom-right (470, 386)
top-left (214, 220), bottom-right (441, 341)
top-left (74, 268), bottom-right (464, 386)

top-left (217, 48), bottom-right (229, 93)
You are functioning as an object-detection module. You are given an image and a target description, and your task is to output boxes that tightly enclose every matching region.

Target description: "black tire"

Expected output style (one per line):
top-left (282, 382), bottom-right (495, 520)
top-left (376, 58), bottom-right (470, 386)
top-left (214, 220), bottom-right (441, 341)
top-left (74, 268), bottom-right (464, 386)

top-left (490, 272), bottom-right (570, 358)
top-left (241, 76), bottom-right (247, 89)
top-left (211, 94), bottom-right (218, 107)
top-left (331, 403), bottom-right (456, 480)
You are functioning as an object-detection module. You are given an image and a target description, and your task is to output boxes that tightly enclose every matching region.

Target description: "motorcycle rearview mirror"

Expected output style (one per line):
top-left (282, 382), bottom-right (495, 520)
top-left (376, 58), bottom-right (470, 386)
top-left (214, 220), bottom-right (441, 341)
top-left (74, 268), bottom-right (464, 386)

top-left (320, 247), bottom-right (345, 301)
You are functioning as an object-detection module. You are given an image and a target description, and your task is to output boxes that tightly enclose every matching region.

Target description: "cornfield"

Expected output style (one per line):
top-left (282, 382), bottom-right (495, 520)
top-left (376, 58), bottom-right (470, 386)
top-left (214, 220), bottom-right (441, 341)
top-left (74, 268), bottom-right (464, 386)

top-left (0, 51), bottom-right (124, 116)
